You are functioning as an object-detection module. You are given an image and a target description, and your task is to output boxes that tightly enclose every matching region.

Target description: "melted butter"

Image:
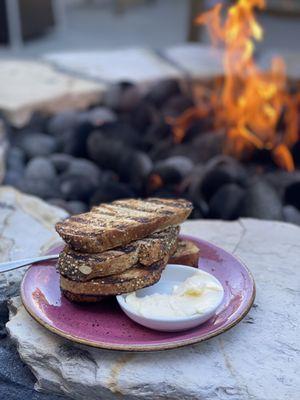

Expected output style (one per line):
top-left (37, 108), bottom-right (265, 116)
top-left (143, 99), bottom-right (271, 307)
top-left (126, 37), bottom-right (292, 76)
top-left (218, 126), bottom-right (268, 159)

top-left (125, 271), bottom-right (223, 318)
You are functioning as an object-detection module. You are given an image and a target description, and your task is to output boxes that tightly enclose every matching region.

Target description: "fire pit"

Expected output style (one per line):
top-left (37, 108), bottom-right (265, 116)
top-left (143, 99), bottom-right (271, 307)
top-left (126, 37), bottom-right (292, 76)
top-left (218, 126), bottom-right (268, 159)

top-left (2, 1), bottom-right (300, 225)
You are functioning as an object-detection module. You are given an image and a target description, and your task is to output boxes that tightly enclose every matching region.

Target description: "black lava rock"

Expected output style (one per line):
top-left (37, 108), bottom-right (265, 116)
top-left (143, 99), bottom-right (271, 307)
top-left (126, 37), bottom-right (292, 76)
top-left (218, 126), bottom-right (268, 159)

top-left (60, 175), bottom-right (97, 202)
top-left (79, 107), bottom-right (117, 126)
top-left (47, 198), bottom-right (69, 211)
top-left (157, 156), bottom-right (194, 178)
top-left (87, 133), bottom-right (123, 171)
top-left (4, 170), bottom-right (24, 186)
top-left (183, 114), bottom-right (215, 143)
top-left (264, 171), bottom-right (300, 199)
top-left (189, 202), bottom-right (210, 219)
top-left (283, 205), bottom-right (300, 226)
top-left (172, 131), bottom-right (225, 164)
top-left (291, 140), bottom-right (300, 167)
top-left (16, 132), bottom-right (58, 159)
top-left (103, 82), bottom-right (142, 112)
top-left (240, 179), bottom-right (283, 220)
top-left (90, 180), bottom-right (135, 205)
top-left (90, 121), bottom-right (141, 149)
top-left (17, 178), bottom-right (61, 200)
top-left (26, 111), bottom-right (48, 132)
top-left (6, 146), bottom-right (25, 172)
top-left (162, 95), bottom-right (194, 118)
top-left (145, 79), bottom-right (181, 107)
top-left (47, 110), bottom-right (79, 137)
top-left (130, 101), bottom-right (157, 133)
top-left (4, 146), bottom-right (25, 185)
top-left (201, 156), bottom-right (247, 201)
top-left (209, 183), bottom-right (245, 220)
top-left (59, 121), bottom-right (93, 157)
top-left (284, 181), bottom-right (300, 210)
top-left (122, 151), bottom-right (153, 191)
top-left (87, 132), bottom-right (151, 187)
top-left (150, 156), bottom-right (194, 187)
top-left (62, 158), bottom-right (102, 185)
top-left (144, 120), bottom-right (173, 151)
top-left (50, 153), bottom-right (74, 174)
top-left (25, 157), bottom-right (56, 181)
top-left (66, 201), bottom-right (89, 215)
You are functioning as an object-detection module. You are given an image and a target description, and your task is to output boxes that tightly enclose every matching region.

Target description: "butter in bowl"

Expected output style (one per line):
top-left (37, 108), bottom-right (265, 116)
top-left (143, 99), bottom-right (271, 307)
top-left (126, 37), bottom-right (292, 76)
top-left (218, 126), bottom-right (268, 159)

top-left (116, 264), bottom-right (224, 332)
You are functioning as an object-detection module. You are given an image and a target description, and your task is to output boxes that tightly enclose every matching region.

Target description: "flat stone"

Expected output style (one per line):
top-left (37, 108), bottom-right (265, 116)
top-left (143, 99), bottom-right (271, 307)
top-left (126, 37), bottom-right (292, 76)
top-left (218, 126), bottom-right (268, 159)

top-left (6, 218), bottom-right (300, 399)
top-left (240, 179), bottom-right (283, 220)
top-left (0, 187), bottom-right (68, 399)
top-left (164, 44), bottom-right (223, 80)
top-left (0, 60), bottom-right (105, 127)
top-left (0, 118), bottom-right (8, 184)
top-left (44, 48), bottom-right (181, 83)
top-left (0, 186), bottom-right (67, 291)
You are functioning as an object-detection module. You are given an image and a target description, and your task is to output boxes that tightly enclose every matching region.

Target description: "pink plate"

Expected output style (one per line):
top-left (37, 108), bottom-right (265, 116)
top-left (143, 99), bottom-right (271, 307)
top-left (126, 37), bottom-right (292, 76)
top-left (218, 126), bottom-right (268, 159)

top-left (21, 235), bottom-right (255, 351)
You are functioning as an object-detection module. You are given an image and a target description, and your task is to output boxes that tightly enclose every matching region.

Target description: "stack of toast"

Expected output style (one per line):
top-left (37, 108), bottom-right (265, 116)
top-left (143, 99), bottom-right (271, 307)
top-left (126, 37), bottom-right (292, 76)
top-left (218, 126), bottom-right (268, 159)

top-left (55, 198), bottom-right (194, 302)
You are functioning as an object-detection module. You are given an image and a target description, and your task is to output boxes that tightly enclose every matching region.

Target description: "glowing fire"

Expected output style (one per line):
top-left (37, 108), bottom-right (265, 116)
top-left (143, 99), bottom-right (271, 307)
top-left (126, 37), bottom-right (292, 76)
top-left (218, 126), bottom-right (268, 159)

top-left (172, 0), bottom-right (299, 171)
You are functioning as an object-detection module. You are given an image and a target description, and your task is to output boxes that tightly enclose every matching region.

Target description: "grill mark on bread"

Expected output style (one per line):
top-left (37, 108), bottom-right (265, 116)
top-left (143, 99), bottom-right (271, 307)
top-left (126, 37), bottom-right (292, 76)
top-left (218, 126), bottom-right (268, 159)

top-left (56, 197), bottom-right (192, 253)
top-left (147, 198), bottom-right (192, 209)
top-left (112, 202), bottom-right (173, 215)
top-left (91, 208), bottom-right (153, 224)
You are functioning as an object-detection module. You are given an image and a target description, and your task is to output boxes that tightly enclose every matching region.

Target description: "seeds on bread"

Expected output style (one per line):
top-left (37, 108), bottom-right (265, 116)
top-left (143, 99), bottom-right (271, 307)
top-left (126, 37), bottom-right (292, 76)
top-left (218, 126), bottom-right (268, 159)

top-left (60, 257), bottom-right (168, 296)
top-left (58, 226), bottom-right (179, 281)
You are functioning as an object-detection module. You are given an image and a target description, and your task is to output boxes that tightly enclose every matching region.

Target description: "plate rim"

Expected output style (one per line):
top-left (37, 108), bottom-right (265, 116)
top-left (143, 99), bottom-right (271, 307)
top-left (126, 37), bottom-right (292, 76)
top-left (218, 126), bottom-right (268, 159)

top-left (21, 235), bottom-right (256, 352)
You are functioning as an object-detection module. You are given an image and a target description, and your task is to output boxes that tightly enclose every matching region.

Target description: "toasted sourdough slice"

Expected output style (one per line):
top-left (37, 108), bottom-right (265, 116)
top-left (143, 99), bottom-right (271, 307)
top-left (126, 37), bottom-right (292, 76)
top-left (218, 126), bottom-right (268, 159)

top-left (55, 198), bottom-right (192, 253)
top-left (58, 226), bottom-right (179, 281)
top-left (60, 257), bottom-right (168, 297)
top-left (61, 290), bottom-right (106, 303)
top-left (169, 239), bottom-right (200, 268)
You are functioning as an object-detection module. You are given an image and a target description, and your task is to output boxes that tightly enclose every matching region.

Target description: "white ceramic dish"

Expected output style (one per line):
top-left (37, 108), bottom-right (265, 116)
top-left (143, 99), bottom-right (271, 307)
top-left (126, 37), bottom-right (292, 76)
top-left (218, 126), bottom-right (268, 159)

top-left (116, 264), bottom-right (224, 332)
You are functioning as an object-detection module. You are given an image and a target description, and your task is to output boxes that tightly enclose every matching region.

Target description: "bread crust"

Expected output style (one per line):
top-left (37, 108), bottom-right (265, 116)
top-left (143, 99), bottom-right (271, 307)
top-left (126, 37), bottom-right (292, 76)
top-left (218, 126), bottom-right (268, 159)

top-left (62, 290), bottom-right (107, 303)
top-left (169, 239), bottom-right (200, 267)
top-left (58, 226), bottom-right (179, 281)
top-left (60, 257), bottom-right (168, 296)
top-left (56, 198), bottom-right (192, 253)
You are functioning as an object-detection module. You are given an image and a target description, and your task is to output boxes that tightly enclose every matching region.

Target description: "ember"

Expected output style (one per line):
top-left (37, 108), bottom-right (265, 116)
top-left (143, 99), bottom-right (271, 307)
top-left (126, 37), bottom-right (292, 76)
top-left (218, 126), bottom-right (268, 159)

top-left (172, 0), bottom-right (299, 171)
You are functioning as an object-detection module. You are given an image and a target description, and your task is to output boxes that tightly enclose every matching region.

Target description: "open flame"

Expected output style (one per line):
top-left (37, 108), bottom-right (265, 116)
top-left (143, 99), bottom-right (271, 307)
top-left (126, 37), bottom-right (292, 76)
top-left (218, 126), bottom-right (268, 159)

top-left (172, 0), bottom-right (299, 171)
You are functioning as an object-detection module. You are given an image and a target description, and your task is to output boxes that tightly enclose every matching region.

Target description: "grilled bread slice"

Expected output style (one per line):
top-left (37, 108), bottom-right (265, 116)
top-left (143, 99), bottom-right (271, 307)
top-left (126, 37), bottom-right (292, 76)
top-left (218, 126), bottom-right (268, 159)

top-left (55, 198), bottom-right (192, 253)
top-left (169, 239), bottom-right (200, 267)
top-left (60, 257), bottom-right (168, 297)
top-left (58, 226), bottom-right (179, 281)
top-left (61, 290), bottom-right (106, 303)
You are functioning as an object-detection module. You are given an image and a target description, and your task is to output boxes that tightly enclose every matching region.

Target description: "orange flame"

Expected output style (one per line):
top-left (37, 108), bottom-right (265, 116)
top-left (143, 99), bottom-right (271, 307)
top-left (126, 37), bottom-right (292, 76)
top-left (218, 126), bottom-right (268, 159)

top-left (174, 0), bottom-right (299, 170)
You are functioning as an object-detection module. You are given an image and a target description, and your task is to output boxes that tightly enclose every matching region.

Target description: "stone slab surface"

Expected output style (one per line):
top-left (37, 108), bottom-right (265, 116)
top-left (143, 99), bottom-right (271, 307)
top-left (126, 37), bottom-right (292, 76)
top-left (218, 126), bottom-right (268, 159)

top-left (163, 44), bottom-right (223, 79)
top-left (0, 60), bottom-right (105, 127)
top-left (44, 48), bottom-right (181, 83)
top-left (5, 213), bottom-right (300, 400)
top-left (0, 186), bottom-right (67, 290)
top-left (0, 187), bottom-right (68, 400)
top-left (0, 119), bottom-right (8, 184)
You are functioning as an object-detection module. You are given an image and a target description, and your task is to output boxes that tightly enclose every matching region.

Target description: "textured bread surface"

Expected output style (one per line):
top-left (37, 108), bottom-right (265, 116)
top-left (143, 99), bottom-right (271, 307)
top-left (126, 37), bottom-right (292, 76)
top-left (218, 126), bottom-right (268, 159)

top-left (62, 290), bottom-right (107, 303)
top-left (60, 257), bottom-right (168, 296)
top-left (58, 226), bottom-right (179, 281)
top-left (169, 239), bottom-right (200, 267)
top-left (55, 198), bottom-right (192, 253)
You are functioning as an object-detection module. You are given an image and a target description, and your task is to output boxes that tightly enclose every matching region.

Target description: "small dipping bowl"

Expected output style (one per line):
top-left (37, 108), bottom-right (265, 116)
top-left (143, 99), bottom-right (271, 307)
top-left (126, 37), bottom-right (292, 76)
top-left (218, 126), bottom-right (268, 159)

top-left (116, 264), bottom-right (224, 332)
